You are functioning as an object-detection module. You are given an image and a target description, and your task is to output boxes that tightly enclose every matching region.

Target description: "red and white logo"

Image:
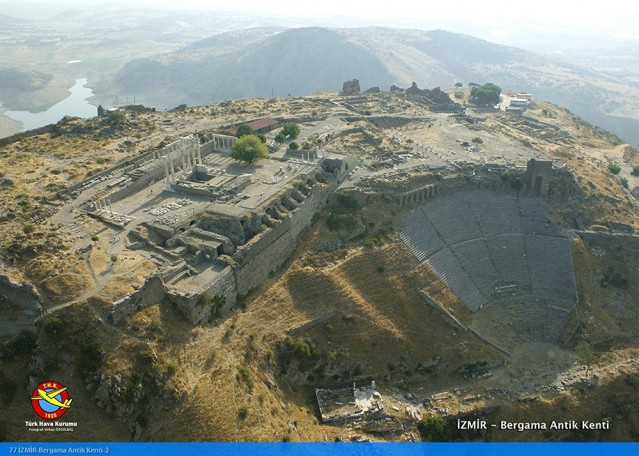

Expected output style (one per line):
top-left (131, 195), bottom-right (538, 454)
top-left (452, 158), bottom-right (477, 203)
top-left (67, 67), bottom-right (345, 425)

top-left (30, 381), bottom-right (72, 420)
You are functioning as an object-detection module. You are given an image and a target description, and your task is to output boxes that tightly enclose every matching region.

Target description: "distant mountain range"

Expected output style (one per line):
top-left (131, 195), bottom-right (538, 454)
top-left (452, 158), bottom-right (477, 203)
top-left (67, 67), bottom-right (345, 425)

top-left (109, 26), bottom-right (639, 145)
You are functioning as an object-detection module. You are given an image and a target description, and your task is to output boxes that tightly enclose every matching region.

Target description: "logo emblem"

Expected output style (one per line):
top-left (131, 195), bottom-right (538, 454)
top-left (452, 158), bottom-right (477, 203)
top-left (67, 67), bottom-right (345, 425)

top-left (30, 381), bottom-right (72, 420)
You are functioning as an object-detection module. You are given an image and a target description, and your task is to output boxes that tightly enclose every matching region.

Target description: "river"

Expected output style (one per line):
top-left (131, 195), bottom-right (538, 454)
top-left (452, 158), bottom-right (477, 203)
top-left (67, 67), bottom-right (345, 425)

top-left (5, 78), bottom-right (97, 132)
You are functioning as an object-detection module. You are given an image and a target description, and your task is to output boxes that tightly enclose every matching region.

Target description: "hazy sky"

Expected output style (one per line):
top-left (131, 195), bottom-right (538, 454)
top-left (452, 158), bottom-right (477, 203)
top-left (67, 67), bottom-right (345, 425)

top-left (5, 0), bottom-right (639, 42)
top-left (111, 0), bottom-right (639, 38)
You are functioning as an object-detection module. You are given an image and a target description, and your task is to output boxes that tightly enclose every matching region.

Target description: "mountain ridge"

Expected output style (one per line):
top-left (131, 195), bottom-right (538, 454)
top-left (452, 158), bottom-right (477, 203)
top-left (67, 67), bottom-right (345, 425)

top-left (108, 26), bottom-right (639, 145)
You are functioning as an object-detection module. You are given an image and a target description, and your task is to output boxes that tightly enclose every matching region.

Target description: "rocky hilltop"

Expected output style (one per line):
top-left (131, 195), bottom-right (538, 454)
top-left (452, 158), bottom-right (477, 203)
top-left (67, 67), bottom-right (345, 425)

top-left (0, 88), bottom-right (638, 442)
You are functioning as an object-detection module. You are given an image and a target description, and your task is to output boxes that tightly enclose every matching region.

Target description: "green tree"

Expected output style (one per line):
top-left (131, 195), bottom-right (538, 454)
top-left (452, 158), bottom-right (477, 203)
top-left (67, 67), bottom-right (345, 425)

top-left (631, 165), bottom-right (639, 177)
top-left (288, 141), bottom-right (299, 150)
top-left (274, 133), bottom-right (286, 144)
top-left (326, 212), bottom-right (340, 230)
top-left (470, 83), bottom-right (501, 106)
top-left (257, 134), bottom-right (267, 143)
top-left (1, 330), bottom-right (37, 359)
top-left (510, 176), bottom-right (523, 192)
top-left (418, 415), bottom-right (452, 442)
top-left (336, 193), bottom-right (360, 211)
top-left (281, 123), bottom-right (300, 139)
top-left (455, 82), bottom-right (463, 88)
top-left (231, 135), bottom-right (269, 164)
top-left (607, 163), bottom-right (621, 175)
top-left (107, 111), bottom-right (127, 126)
top-left (472, 137), bottom-right (483, 144)
top-left (236, 124), bottom-right (254, 138)
top-left (620, 177), bottom-right (628, 189)
top-left (577, 341), bottom-right (596, 379)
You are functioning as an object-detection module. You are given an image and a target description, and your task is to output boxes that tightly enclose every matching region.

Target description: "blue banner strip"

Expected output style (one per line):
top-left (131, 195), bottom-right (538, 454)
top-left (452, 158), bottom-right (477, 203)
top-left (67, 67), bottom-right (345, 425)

top-left (0, 443), bottom-right (637, 456)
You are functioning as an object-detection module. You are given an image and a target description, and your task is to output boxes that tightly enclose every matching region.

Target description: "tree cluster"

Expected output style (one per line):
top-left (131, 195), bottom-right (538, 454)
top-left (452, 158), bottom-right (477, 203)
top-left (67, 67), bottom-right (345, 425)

top-left (418, 415), bottom-right (452, 441)
top-left (235, 124), bottom-right (254, 138)
top-left (281, 123), bottom-right (300, 139)
top-left (231, 134), bottom-right (269, 164)
top-left (470, 83), bottom-right (501, 106)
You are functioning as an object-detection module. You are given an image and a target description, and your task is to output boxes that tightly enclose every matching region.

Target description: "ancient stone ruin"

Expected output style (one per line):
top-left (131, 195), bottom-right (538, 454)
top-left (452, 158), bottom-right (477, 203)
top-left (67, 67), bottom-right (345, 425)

top-left (342, 79), bottom-right (361, 95)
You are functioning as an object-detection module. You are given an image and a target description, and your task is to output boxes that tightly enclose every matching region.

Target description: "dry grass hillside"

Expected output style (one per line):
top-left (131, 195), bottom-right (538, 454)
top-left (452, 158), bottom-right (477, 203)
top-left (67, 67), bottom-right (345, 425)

top-left (134, 218), bottom-right (504, 442)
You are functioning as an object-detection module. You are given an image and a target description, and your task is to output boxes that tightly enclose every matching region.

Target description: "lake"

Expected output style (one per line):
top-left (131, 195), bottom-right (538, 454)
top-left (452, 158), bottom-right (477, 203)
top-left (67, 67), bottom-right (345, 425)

top-left (5, 78), bottom-right (97, 132)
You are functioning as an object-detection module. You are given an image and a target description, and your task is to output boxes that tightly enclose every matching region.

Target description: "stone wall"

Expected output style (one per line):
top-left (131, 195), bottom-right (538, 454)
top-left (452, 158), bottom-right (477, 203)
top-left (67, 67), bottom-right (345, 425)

top-left (150, 169), bottom-right (341, 324)
top-left (235, 219), bottom-right (296, 295)
top-left (417, 290), bottom-right (512, 358)
top-left (109, 156), bottom-right (353, 325)
top-left (166, 265), bottom-right (237, 325)
top-left (103, 165), bottom-right (166, 205)
top-left (466, 327), bottom-right (512, 358)
top-left (0, 273), bottom-right (42, 317)
top-left (108, 276), bottom-right (166, 324)
top-left (233, 170), bottom-right (346, 295)
top-left (290, 183), bottom-right (326, 238)
top-left (417, 290), bottom-right (466, 330)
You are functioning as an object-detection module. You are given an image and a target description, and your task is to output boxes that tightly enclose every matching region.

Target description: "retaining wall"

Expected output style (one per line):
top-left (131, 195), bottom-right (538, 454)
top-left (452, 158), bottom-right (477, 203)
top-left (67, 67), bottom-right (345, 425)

top-left (0, 273), bottom-right (42, 317)
top-left (167, 265), bottom-right (237, 325)
top-left (108, 276), bottom-right (166, 324)
top-left (417, 289), bottom-right (512, 358)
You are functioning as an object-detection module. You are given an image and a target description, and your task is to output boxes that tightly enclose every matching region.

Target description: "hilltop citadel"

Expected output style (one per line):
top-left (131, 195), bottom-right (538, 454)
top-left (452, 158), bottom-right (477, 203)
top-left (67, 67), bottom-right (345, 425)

top-left (0, 84), bottom-right (638, 442)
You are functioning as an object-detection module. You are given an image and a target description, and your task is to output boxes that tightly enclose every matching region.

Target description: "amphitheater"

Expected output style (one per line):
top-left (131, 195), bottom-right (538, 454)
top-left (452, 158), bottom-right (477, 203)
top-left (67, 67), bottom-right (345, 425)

top-left (399, 191), bottom-right (578, 347)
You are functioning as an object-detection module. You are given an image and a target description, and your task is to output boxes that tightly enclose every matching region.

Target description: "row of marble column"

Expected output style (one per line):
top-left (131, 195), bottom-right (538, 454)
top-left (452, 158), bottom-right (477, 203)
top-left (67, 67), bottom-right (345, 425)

top-left (95, 196), bottom-right (113, 215)
top-left (211, 134), bottom-right (237, 151)
top-left (300, 151), bottom-right (317, 162)
top-left (162, 136), bottom-right (202, 186)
